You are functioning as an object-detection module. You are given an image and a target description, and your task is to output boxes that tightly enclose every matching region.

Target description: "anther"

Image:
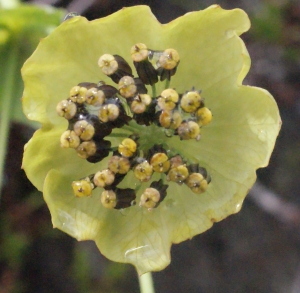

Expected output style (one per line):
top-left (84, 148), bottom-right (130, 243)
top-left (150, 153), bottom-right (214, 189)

top-left (108, 156), bottom-right (131, 174)
top-left (157, 89), bottom-right (179, 111)
top-left (85, 87), bottom-right (105, 106)
top-left (69, 85), bottom-right (88, 104)
top-left (131, 43), bottom-right (158, 85)
top-left (118, 76), bottom-right (137, 98)
top-left (118, 138), bottom-right (137, 157)
top-left (134, 160), bottom-right (153, 182)
top-left (101, 190), bottom-right (117, 209)
top-left (76, 140), bottom-right (97, 159)
top-left (157, 48), bottom-right (180, 81)
top-left (98, 104), bottom-right (120, 122)
top-left (150, 153), bottom-right (170, 173)
top-left (167, 165), bottom-right (189, 184)
top-left (185, 173), bottom-right (208, 194)
top-left (72, 178), bottom-right (94, 197)
top-left (131, 43), bottom-right (148, 62)
top-left (56, 100), bottom-right (77, 120)
top-left (177, 121), bottom-right (200, 140)
top-left (159, 111), bottom-right (182, 129)
top-left (196, 107), bottom-right (213, 126)
top-left (180, 91), bottom-right (203, 113)
top-left (139, 180), bottom-right (168, 210)
top-left (98, 54), bottom-right (133, 83)
top-left (60, 130), bottom-right (80, 148)
top-left (93, 169), bottom-right (115, 188)
top-left (73, 120), bottom-right (95, 141)
top-left (139, 188), bottom-right (160, 210)
top-left (131, 94), bottom-right (152, 114)
top-left (158, 49), bottom-right (180, 70)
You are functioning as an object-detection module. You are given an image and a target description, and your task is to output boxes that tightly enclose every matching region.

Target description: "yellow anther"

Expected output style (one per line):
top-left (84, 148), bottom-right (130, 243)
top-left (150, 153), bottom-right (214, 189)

top-left (108, 156), bottom-right (131, 174)
top-left (150, 153), bottom-right (170, 173)
top-left (93, 169), bottom-right (115, 188)
top-left (178, 121), bottom-right (200, 140)
top-left (139, 187), bottom-right (160, 210)
top-left (158, 48), bottom-right (180, 70)
top-left (186, 173), bottom-right (209, 194)
top-left (72, 178), bottom-right (94, 197)
top-left (73, 120), bottom-right (95, 141)
top-left (98, 54), bottom-right (118, 76)
top-left (159, 111), bottom-right (182, 129)
top-left (167, 165), bottom-right (189, 184)
top-left (69, 86), bottom-right (87, 104)
top-left (98, 104), bottom-right (120, 122)
top-left (56, 99), bottom-right (77, 120)
top-left (118, 138), bottom-right (137, 157)
top-left (101, 190), bottom-right (117, 209)
top-left (60, 130), bottom-right (80, 148)
top-left (157, 89), bottom-right (179, 111)
top-left (196, 107), bottom-right (212, 126)
top-left (76, 141), bottom-right (96, 159)
top-left (118, 76), bottom-right (137, 98)
top-left (133, 161), bottom-right (153, 182)
top-left (85, 87), bottom-right (105, 106)
top-left (180, 91), bottom-right (203, 113)
top-left (131, 43), bottom-right (148, 62)
top-left (131, 94), bottom-right (152, 114)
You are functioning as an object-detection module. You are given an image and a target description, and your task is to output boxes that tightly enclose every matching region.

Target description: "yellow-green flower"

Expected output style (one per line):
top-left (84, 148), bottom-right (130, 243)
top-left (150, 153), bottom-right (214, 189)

top-left (22, 5), bottom-right (281, 274)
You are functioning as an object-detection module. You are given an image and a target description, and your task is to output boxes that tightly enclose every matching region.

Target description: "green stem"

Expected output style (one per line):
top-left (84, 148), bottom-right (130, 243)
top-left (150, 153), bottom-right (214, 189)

top-left (138, 272), bottom-right (155, 293)
top-left (151, 85), bottom-right (157, 98)
top-left (165, 78), bottom-right (170, 89)
top-left (0, 42), bottom-right (19, 199)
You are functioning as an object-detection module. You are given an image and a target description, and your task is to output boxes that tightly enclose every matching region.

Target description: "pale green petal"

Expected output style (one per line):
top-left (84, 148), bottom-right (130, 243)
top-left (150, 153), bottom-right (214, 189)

top-left (22, 5), bottom-right (281, 274)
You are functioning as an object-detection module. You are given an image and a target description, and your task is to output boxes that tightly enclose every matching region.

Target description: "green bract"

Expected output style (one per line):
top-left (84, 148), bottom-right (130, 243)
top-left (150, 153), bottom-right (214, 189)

top-left (22, 5), bottom-right (281, 274)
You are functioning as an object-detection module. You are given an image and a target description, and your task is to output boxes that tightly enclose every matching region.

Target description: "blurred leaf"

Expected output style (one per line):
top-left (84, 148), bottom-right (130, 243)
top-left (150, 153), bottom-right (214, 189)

top-left (0, 4), bottom-right (64, 127)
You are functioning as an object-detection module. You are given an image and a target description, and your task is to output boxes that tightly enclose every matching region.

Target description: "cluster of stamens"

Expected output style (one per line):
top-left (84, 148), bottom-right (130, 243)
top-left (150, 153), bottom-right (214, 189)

top-left (56, 43), bottom-right (213, 211)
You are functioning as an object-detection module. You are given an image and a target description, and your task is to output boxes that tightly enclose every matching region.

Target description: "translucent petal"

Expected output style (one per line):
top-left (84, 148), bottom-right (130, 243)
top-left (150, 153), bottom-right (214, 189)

top-left (22, 5), bottom-right (281, 273)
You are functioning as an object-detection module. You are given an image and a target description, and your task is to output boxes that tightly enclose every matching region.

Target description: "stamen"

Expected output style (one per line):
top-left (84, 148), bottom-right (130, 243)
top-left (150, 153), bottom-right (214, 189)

top-left (157, 88), bottom-right (179, 111)
top-left (101, 190), bottom-right (117, 209)
top-left (177, 121), bottom-right (200, 140)
top-left (93, 169), bottom-right (115, 188)
top-left (56, 100), bottom-right (77, 120)
top-left (158, 49), bottom-right (180, 70)
top-left (72, 178), bottom-right (94, 197)
top-left (196, 107), bottom-right (213, 126)
top-left (76, 140), bottom-right (97, 159)
top-left (108, 156), bottom-right (131, 174)
top-left (73, 120), bottom-right (95, 141)
top-left (130, 43), bottom-right (148, 62)
top-left (134, 160), bottom-right (153, 182)
top-left (180, 91), bottom-right (203, 113)
top-left (150, 153), bottom-right (170, 173)
top-left (60, 130), bottom-right (80, 148)
top-left (98, 54), bottom-right (118, 76)
top-left (118, 138), bottom-right (137, 157)
top-left (118, 76), bottom-right (137, 98)
top-left (85, 87), bottom-right (105, 106)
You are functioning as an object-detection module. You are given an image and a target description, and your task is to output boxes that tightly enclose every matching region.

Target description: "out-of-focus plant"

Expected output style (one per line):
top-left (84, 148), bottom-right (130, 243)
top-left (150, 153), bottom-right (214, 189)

top-left (0, 0), bottom-right (64, 193)
top-left (0, 1), bottom-right (63, 291)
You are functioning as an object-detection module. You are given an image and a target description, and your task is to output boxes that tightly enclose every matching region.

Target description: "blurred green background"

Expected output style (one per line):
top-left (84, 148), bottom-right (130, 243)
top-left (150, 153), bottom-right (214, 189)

top-left (1, 0), bottom-right (300, 292)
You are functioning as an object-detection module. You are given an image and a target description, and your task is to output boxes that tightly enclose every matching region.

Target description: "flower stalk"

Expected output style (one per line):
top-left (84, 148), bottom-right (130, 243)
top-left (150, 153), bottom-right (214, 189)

top-left (138, 272), bottom-right (155, 293)
top-left (0, 42), bottom-right (19, 198)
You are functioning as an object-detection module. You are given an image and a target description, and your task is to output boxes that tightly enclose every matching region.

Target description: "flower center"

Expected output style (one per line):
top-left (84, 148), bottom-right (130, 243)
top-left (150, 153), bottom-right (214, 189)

top-left (56, 44), bottom-right (213, 211)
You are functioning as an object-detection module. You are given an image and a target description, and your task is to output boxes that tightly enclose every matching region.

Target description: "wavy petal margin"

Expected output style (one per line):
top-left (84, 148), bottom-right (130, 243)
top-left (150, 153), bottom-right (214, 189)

top-left (22, 5), bottom-right (281, 274)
